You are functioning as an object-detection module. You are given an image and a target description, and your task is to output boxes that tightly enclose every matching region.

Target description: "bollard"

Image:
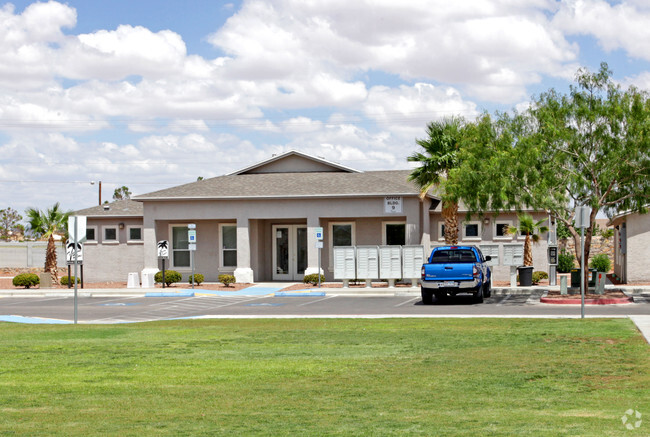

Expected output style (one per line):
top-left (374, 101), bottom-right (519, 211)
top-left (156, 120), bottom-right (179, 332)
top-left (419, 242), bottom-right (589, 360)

top-left (560, 276), bottom-right (567, 295)
top-left (595, 272), bottom-right (606, 295)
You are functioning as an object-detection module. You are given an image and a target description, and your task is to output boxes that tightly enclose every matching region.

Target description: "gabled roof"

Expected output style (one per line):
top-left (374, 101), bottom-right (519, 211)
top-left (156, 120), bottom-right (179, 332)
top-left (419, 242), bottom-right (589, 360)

top-left (134, 170), bottom-right (433, 201)
top-left (228, 150), bottom-right (360, 175)
top-left (74, 199), bottom-right (143, 217)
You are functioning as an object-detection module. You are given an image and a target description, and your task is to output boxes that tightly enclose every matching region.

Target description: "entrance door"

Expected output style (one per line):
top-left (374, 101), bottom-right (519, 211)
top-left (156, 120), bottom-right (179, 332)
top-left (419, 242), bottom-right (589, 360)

top-left (273, 225), bottom-right (308, 280)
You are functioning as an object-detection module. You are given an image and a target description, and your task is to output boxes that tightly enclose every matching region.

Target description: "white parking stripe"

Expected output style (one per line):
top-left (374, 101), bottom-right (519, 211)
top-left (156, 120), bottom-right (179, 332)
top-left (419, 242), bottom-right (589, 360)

top-left (394, 297), bottom-right (419, 307)
top-left (298, 296), bottom-right (335, 306)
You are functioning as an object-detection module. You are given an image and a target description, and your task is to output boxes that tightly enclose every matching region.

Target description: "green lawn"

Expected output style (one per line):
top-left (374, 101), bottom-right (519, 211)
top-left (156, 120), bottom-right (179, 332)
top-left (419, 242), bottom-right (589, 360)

top-left (0, 318), bottom-right (648, 436)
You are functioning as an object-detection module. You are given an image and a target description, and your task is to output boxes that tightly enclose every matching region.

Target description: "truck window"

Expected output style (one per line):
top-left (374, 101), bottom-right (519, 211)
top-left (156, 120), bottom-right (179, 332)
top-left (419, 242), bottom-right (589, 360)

top-left (430, 249), bottom-right (476, 263)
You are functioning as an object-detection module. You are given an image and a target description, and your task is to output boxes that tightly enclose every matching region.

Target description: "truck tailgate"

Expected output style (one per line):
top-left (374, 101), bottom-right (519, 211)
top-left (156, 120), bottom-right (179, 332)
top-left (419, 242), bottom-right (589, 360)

top-left (423, 263), bottom-right (474, 281)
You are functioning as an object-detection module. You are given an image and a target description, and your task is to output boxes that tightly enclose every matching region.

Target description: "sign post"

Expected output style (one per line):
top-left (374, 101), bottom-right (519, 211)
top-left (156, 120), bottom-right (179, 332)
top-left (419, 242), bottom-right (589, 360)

top-left (575, 205), bottom-right (592, 319)
top-left (315, 227), bottom-right (323, 288)
top-left (68, 216), bottom-right (86, 325)
top-left (157, 240), bottom-right (169, 288)
top-left (188, 224), bottom-right (196, 289)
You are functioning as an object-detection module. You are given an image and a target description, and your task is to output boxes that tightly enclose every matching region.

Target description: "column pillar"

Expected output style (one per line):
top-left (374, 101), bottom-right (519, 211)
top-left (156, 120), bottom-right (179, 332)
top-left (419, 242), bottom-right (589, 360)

top-left (234, 216), bottom-right (254, 283)
top-left (304, 214), bottom-right (323, 277)
top-left (420, 199), bottom-right (431, 255)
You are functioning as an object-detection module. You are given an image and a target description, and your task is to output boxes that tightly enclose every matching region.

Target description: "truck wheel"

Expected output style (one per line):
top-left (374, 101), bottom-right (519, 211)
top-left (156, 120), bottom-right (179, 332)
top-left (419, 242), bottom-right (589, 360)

top-left (474, 287), bottom-right (484, 303)
top-left (484, 281), bottom-right (492, 298)
top-left (421, 288), bottom-right (433, 305)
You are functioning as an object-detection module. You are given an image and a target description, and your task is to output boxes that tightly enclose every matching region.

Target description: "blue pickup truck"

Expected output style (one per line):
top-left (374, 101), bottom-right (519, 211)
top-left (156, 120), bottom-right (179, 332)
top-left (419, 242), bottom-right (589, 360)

top-left (420, 245), bottom-right (492, 304)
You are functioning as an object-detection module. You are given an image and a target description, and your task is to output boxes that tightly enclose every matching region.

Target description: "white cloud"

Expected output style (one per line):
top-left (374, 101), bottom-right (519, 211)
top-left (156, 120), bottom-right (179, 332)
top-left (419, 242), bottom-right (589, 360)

top-left (554, 0), bottom-right (650, 62)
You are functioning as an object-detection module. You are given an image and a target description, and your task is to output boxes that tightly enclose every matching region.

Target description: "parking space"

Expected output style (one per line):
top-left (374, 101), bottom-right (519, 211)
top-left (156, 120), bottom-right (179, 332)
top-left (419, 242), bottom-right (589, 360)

top-left (1, 291), bottom-right (648, 324)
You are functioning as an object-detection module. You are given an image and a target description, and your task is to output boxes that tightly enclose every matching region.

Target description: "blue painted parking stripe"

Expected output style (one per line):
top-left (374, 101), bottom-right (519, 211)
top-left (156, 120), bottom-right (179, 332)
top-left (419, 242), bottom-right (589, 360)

top-left (145, 291), bottom-right (195, 297)
top-left (275, 291), bottom-right (326, 297)
top-left (0, 315), bottom-right (72, 324)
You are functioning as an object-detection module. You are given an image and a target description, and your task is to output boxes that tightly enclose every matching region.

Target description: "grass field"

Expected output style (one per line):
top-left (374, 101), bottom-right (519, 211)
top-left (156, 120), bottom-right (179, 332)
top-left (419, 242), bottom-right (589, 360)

top-left (0, 318), bottom-right (648, 436)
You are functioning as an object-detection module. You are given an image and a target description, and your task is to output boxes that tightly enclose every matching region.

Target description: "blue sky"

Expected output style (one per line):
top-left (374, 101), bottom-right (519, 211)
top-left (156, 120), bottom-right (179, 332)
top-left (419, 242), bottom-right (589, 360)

top-left (1, 0), bottom-right (650, 215)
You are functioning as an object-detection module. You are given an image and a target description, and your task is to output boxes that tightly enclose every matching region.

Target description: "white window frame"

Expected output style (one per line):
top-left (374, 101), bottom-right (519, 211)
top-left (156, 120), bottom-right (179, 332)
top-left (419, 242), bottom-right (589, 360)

top-left (219, 223), bottom-right (237, 269)
top-left (85, 226), bottom-right (98, 244)
top-left (127, 225), bottom-right (143, 244)
top-left (437, 221), bottom-right (446, 241)
top-left (493, 220), bottom-right (514, 240)
top-left (328, 222), bottom-right (356, 271)
top-left (461, 220), bottom-right (482, 241)
top-left (103, 226), bottom-right (119, 244)
top-left (382, 221), bottom-right (406, 245)
top-left (170, 224), bottom-right (191, 269)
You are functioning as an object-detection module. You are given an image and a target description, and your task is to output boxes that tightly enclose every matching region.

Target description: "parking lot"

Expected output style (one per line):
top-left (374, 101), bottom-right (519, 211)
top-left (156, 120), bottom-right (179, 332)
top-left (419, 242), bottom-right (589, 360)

top-left (1, 292), bottom-right (649, 324)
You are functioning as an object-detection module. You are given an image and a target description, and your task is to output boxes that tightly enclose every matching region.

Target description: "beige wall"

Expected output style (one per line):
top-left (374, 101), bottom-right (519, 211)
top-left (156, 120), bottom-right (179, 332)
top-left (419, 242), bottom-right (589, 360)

top-left (621, 214), bottom-right (650, 283)
top-left (84, 217), bottom-right (144, 282)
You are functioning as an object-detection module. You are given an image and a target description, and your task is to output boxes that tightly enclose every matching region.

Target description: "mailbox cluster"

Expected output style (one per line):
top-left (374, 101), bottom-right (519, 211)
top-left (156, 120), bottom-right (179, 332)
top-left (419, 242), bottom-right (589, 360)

top-left (333, 245), bottom-right (425, 287)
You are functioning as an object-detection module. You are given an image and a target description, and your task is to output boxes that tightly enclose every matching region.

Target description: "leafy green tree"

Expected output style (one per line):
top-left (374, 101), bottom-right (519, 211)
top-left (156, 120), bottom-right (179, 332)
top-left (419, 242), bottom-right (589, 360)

top-left (25, 203), bottom-right (71, 282)
top-left (447, 63), bottom-right (650, 279)
top-left (507, 214), bottom-right (549, 266)
top-left (408, 117), bottom-right (466, 244)
top-left (113, 186), bottom-right (132, 200)
top-left (0, 207), bottom-right (23, 241)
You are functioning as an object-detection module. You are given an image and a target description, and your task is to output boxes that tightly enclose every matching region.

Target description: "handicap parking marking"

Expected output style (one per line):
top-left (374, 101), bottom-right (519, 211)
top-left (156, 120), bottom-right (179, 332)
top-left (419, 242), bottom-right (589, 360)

top-left (0, 315), bottom-right (72, 324)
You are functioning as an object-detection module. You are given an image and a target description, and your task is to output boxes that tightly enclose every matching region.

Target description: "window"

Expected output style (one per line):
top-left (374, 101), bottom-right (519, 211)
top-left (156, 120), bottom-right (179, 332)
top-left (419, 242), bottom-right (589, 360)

top-left (494, 221), bottom-right (513, 239)
top-left (220, 224), bottom-right (237, 268)
top-left (331, 223), bottom-right (354, 246)
top-left (462, 221), bottom-right (481, 240)
top-left (86, 226), bottom-right (97, 242)
top-left (172, 226), bottom-right (190, 268)
top-left (437, 222), bottom-right (446, 241)
top-left (384, 222), bottom-right (406, 245)
top-left (128, 226), bottom-right (143, 242)
top-left (103, 226), bottom-right (118, 243)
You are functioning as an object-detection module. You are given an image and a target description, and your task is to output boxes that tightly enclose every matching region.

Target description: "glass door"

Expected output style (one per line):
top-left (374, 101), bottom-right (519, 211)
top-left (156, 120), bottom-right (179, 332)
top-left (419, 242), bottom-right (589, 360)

top-left (273, 225), bottom-right (307, 280)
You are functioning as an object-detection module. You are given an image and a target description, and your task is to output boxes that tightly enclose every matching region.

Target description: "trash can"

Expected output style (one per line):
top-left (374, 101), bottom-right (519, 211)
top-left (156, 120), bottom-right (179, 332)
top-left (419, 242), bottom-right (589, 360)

top-left (518, 266), bottom-right (534, 287)
top-left (571, 268), bottom-right (580, 288)
top-left (570, 268), bottom-right (597, 288)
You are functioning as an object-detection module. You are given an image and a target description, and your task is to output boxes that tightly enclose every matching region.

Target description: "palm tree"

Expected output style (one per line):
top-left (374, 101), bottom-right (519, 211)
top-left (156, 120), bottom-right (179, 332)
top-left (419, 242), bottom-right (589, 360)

top-left (25, 203), bottom-right (71, 283)
top-left (507, 214), bottom-right (549, 266)
top-left (408, 117), bottom-right (464, 244)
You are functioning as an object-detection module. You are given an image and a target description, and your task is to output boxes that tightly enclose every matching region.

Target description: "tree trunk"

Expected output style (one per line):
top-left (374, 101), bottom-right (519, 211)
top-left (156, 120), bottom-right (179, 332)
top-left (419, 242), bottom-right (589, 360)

top-left (45, 235), bottom-right (59, 283)
top-left (442, 200), bottom-right (459, 245)
top-left (523, 233), bottom-right (533, 266)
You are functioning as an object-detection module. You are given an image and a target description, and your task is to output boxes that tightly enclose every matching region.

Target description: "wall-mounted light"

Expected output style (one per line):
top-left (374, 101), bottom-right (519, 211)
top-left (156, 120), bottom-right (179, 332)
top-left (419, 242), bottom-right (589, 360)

top-left (483, 217), bottom-right (490, 226)
top-left (119, 223), bottom-right (125, 230)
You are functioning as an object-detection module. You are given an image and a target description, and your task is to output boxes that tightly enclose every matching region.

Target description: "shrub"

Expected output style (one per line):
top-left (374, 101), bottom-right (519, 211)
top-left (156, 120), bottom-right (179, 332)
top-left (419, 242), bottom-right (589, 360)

top-left (303, 274), bottom-right (325, 285)
top-left (154, 270), bottom-right (181, 286)
top-left (218, 274), bottom-right (235, 287)
top-left (13, 273), bottom-right (40, 289)
top-left (589, 253), bottom-right (612, 272)
top-left (557, 250), bottom-right (575, 273)
top-left (60, 275), bottom-right (80, 285)
top-left (531, 271), bottom-right (549, 285)
top-left (188, 274), bottom-right (204, 285)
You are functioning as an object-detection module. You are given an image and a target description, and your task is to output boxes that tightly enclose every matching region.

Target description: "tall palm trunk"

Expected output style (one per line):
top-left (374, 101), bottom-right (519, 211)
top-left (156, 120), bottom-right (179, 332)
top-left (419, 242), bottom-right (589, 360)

top-left (45, 234), bottom-right (58, 283)
top-left (442, 200), bottom-right (459, 245)
top-left (523, 233), bottom-right (533, 266)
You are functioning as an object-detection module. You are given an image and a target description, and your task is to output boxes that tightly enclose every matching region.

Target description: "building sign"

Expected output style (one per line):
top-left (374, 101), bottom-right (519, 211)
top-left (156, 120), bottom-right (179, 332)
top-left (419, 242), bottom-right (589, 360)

top-left (384, 196), bottom-right (402, 213)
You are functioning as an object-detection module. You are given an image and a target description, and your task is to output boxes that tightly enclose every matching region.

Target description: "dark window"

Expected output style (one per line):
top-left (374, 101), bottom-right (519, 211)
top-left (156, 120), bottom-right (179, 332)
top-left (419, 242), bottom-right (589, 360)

top-left (465, 223), bottom-right (479, 238)
top-left (496, 223), bottom-right (509, 237)
top-left (332, 224), bottom-right (352, 246)
top-left (430, 249), bottom-right (477, 264)
top-left (129, 227), bottom-right (142, 240)
top-left (86, 228), bottom-right (96, 241)
top-left (386, 223), bottom-right (406, 245)
top-left (222, 225), bottom-right (237, 267)
top-left (104, 228), bottom-right (117, 241)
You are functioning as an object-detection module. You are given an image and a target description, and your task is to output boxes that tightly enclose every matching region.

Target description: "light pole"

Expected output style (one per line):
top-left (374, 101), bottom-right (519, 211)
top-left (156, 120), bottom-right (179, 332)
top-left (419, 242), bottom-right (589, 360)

top-left (90, 181), bottom-right (102, 205)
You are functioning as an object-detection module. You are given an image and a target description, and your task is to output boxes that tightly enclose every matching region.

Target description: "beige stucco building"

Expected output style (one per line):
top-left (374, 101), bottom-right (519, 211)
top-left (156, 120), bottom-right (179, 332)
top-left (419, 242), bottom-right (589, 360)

top-left (75, 151), bottom-right (551, 283)
top-left (610, 210), bottom-right (650, 283)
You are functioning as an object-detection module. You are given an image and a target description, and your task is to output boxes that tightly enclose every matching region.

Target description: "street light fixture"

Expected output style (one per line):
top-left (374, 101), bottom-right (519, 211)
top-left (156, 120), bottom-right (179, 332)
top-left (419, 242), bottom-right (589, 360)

top-left (90, 180), bottom-right (102, 205)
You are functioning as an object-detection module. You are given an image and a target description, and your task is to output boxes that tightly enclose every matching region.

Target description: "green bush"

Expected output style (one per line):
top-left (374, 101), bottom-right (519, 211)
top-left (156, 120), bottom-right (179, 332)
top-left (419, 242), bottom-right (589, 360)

top-left (589, 253), bottom-right (612, 272)
top-left (188, 274), bottom-right (204, 285)
top-left (303, 274), bottom-right (325, 285)
top-left (218, 274), bottom-right (235, 287)
top-left (531, 271), bottom-right (549, 285)
top-left (154, 270), bottom-right (181, 286)
top-left (557, 250), bottom-right (575, 273)
top-left (60, 275), bottom-right (79, 285)
top-left (12, 273), bottom-right (40, 289)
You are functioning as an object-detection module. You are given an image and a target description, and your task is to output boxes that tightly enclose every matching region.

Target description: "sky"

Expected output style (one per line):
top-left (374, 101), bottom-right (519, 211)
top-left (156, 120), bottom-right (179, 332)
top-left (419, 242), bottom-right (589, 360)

top-left (2, 0), bottom-right (650, 216)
